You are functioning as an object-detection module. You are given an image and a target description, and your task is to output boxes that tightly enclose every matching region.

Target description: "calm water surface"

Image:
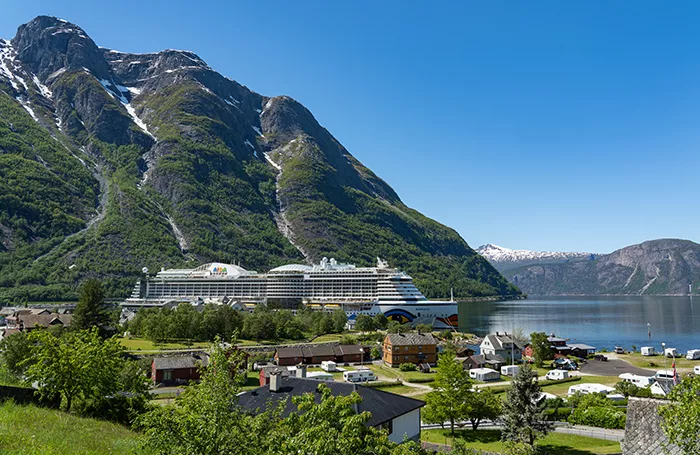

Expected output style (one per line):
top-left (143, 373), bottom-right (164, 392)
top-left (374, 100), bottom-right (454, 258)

top-left (458, 296), bottom-right (700, 353)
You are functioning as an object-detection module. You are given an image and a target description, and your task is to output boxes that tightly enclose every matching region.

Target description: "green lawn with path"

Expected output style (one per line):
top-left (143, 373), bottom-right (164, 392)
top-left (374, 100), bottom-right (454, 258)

top-left (0, 401), bottom-right (146, 455)
top-left (539, 375), bottom-right (619, 396)
top-left (422, 429), bottom-right (621, 454)
top-left (617, 352), bottom-right (697, 371)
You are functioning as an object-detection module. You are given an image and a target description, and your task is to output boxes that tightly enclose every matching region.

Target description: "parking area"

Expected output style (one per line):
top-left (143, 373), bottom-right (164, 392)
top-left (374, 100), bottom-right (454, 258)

top-left (579, 358), bottom-right (653, 376)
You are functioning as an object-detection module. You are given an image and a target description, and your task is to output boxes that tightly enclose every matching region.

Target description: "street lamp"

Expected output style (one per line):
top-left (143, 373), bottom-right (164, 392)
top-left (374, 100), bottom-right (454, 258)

top-left (661, 342), bottom-right (667, 373)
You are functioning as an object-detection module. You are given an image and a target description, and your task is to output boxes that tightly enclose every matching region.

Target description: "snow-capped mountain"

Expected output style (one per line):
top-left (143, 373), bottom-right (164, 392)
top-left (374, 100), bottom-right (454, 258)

top-left (477, 244), bottom-right (595, 271)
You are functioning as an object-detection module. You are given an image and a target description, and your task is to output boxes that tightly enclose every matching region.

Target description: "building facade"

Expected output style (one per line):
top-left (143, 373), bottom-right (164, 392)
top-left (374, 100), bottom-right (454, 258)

top-left (382, 333), bottom-right (437, 367)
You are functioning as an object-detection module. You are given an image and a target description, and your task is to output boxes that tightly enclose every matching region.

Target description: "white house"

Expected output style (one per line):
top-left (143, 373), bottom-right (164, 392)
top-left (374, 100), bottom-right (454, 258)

top-left (480, 332), bottom-right (523, 362)
top-left (236, 375), bottom-right (424, 444)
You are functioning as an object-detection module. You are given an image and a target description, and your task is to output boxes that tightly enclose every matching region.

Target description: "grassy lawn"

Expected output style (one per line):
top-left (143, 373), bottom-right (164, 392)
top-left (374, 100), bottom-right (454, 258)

top-left (0, 401), bottom-right (144, 455)
top-left (422, 429), bottom-right (621, 454)
top-left (119, 337), bottom-right (210, 351)
top-left (540, 375), bottom-right (619, 396)
top-left (370, 385), bottom-right (418, 396)
top-left (367, 363), bottom-right (438, 384)
top-left (618, 352), bottom-right (697, 371)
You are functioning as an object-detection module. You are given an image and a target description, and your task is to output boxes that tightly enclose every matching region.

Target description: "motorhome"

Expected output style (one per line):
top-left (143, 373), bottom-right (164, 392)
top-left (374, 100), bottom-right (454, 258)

top-left (469, 368), bottom-right (501, 382)
top-left (640, 346), bottom-right (655, 356)
top-left (685, 349), bottom-right (700, 360)
top-left (306, 371), bottom-right (334, 381)
top-left (655, 370), bottom-right (674, 380)
top-left (664, 348), bottom-right (679, 358)
top-left (618, 373), bottom-right (655, 388)
top-left (694, 365), bottom-right (700, 375)
top-left (343, 369), bottom-right (376, 383)
top-left (321, 361), bottom-right (337, 372)
top-left (545, 370), bottom-right (569, 380)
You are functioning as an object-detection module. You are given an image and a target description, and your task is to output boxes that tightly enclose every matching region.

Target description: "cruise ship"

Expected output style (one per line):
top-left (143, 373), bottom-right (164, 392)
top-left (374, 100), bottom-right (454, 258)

top-left (124, 258), bottom-right (458, 329)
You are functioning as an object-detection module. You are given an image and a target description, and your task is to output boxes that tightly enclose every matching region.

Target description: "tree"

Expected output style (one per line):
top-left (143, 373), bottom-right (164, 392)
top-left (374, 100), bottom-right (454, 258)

top-left (330, 309), bottom-right (348, 333)
top-left (529, 332), bottom-right (552, 368)
top-left (0, 331), bottom-right (31, 376)
top-left (373, 313), bottom-right (389, 330)
top-left (464, 388), bottom-right (501, 430)
top-left (501, 364), bottom-right (553, 446)
top-left (614, 380), bottom-right (639, 398)
top-left (387, 321), bottom-right (410, 334)
top-left (415, 323), bottom-right (433, 334)
top-left (73, 279), bottom-right (111, 334)
top-left (422, 350), bottom-right (471, 435)
top-left (660, 376), bottom-right (700, 455)
top-left (22, 328), bottom-right (128, 412)
top-left (355, 314), bottom-right (376, 332)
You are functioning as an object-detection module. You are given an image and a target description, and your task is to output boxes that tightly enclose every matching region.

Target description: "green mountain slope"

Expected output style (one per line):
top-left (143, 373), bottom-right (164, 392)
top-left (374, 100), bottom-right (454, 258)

top-left (0, 16), bottom-right (519, 301)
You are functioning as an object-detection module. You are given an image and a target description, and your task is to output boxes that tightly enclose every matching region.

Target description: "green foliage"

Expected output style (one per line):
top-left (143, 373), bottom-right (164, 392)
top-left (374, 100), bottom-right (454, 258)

top-left (387, 321), bottom-right (410, 334)
top-left (355, 314), bottom-right (376, 332)
top-left (464, 388), bottom-right (502, 431)
top-left (73, 278), bottom-right (112, 334)
top-left (21, 328), bottom-right (149, 416)
top-left (399, 363), bottom-right (418, 372)
top-left (415, 323), bottom-right (433, 334)
top-left (660, 376), bottom-right (700, 455)
top-left (0, 330), bottom-right (31, 377)
top-left (373, 313), bottom-right (389, 330)
top-left (370, 345), bottom-right (381, 359)
top-left (501, 364), bottom-right (553, 446)
top-left (529, 332), bottom-right (552, 368)
top-left (423, 350), bottom-right (471, 435)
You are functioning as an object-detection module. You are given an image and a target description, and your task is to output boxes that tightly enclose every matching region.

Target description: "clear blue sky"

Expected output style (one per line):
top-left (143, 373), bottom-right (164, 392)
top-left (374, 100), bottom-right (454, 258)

top-left (2, 1), bottom-right (699, 253)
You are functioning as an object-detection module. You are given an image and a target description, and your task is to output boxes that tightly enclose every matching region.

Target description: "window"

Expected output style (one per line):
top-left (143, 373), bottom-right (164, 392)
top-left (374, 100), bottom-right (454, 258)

top-left (378, 420), bottom-right (393, 434)
top-left (163, 370), bottom-right (173, 381)
top-left (418, 345), bottom-right (422, 349)
top-left (404, 356), bottom-right (408, 361)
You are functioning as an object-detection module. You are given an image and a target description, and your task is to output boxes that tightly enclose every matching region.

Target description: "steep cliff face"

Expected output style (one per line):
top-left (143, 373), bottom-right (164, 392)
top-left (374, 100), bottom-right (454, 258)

top-left (506, 239), bottom-right (700, 295)
top-left (0, 16), bottom-right (519, 301)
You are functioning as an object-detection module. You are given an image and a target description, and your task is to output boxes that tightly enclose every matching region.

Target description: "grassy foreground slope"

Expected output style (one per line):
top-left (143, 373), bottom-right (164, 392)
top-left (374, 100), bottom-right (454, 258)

top-left (0, 402), bottom-right (143, 455)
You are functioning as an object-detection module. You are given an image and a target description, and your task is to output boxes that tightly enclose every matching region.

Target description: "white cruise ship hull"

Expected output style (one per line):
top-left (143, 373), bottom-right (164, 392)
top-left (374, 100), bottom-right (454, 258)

top-left (345, 300), bottom-right (459, 330)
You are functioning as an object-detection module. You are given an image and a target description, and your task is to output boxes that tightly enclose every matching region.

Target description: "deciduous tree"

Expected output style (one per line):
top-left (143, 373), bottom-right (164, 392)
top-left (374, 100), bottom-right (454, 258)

top-left (355, 314), bottom-right (376, 332)
top-left (528, 332), bottom-right (552, 368)
top-left (660, 376), bottom-right (700, 455)
top-left (423, 349), bottom-right (471, 435)
top-left (464, 387), bottom-right (501, 430)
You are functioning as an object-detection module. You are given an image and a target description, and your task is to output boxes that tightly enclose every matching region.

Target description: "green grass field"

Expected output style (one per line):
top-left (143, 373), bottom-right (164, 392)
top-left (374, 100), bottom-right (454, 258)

top-left (618, 352), bottom-right (698, 371)
top-left (119, 337), bottom-right (210, 351)
top-left (421, 429), bottom-right (621, 454)
top-left (0, 401), bottom-right (144, 455)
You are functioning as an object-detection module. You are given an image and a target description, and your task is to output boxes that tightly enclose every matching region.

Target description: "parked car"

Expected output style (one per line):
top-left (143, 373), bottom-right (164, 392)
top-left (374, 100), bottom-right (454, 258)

top-left (594, 354), bottom-right (608, 361)
top-left (614, 346), bottom-right (625, 354)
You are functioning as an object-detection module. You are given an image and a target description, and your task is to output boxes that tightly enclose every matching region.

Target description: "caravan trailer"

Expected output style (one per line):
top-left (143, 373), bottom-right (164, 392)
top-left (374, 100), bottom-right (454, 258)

top-left (641, 346), bottom-right (656, 356)
top-left (469, 368), bottom-right (500, 382)
top-left (567, 383), bottom-right (616, 396)
top-left (501, 365), bottom-right (520, 377)
top-left (664, 348), bottom-right (679, 358)
top-left (321, 361), bottom-right (337, 372)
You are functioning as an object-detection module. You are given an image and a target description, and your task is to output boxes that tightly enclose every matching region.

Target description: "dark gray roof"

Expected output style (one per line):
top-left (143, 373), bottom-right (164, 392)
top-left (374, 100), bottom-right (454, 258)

top-left (338, 344), bottom-right (363, 356)
top-left (484, 334), bottom-right (523, 350)
top-left (261, 366), bottom-right (291, 378)
top-left (276, 347), bottom-right (304, 359)
top-left (304, 345), bottom-right (336, 357)
top-left (237, 377), bottom-right (424, 427)
top-left (153, 354), bottom-right (209, 370)
top-left (385, 333), bottom-right (436, 346)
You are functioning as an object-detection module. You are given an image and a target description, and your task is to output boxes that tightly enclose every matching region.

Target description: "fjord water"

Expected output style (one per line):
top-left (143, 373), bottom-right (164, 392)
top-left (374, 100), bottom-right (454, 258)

top-left (458, 296), bottom-right (700, 352)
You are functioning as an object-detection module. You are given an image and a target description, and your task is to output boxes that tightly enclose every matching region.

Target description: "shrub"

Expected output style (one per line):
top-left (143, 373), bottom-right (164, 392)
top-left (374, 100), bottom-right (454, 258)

top-left (569, 406), bottom-right (626, 429)
top-left (399, 363), bottom-right (417, 372)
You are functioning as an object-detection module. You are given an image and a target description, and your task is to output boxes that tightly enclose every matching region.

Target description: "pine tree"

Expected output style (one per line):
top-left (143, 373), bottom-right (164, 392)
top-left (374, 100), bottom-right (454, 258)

top-left (501, 364), bottom-right (553, 446)
top-left (73, 279), bottom-right (109, 334)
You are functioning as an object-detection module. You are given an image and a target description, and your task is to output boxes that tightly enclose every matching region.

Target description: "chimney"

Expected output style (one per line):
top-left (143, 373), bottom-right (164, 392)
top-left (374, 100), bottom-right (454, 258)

top-left (269, 371), bottom-right (282, 392)
top-left (295, 364), bottom-right (306, 378)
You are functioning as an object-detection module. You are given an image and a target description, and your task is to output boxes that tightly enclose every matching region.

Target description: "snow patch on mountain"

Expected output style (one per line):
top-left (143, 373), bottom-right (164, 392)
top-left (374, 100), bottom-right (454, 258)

top-left (477, 244), bottom-right (593, 264)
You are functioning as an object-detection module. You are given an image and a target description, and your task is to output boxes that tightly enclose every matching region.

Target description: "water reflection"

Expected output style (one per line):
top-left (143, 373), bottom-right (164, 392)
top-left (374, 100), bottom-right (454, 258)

top-left (458, 296), bottom-right (700, 352)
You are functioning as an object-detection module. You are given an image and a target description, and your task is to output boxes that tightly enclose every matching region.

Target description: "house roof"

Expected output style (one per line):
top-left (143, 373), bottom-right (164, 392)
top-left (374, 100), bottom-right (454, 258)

top-left (384, 333), bottom-right (437, 347)
top-left (304, 345), bottom-right (336, 358)
top-left (482, 333), bottom-right (523, 350)
top-left (275, 347), bottom-right (304, 359)
top-left (153, 354), bottom-right (209, 370)
top-left (13, 313), bottom-right (72, 328)
top-left (568, 343), bottom-right (596, 351)
top-left (337, 344), bottom-right (363, 356)
top-left (470, 368), bottom-right (499, 374)
top-left (237, 377), bottom-right (424, 427)
top-left (465, 354), bottom-right (505, 365)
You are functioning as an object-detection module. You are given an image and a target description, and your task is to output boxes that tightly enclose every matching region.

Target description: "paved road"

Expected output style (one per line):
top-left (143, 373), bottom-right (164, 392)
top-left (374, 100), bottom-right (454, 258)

top-left (579, 358), bottom-right (654, 377)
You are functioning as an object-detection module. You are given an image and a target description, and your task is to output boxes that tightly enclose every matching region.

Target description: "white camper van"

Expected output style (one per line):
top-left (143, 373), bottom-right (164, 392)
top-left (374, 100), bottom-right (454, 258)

top-left (545, 370), bottom-right (569, 380)
top-left (685, 349), bottom-right (700, 360)
top-left (694, 365), bottom-right (700, 375)
top-left (343, 369), bottom-right (376, 383)
top-left (501, 365), bottom-right (520, 377)
top-left (618, 373), bottom-right (654, 388)
top-left (641, 346), bottom-right (655, 356)
top-left (655, 370), bottom-right (674, 380)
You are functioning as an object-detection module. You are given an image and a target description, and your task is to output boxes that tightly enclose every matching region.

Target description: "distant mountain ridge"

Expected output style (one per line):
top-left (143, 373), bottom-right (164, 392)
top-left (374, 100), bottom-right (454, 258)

top-left (0, 16), bottom-right (519, 301)
top-left (502, 239), bottom-right (700, 296)
top-left (476, 244), bottom-right (594, 271)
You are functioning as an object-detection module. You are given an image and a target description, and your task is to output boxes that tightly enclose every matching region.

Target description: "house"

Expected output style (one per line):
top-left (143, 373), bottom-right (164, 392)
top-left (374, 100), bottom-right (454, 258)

top-left (568, 343), bottom-right (597, 358)
top-left (649, 378), bottom-right (676, 397)
top-left (152, 353), bottom-right (209, 385)
top-left (480, 332), bottom-right (523, 362)
top-left (237, 374), bottom-right (425, 443)
top-left (259, 365), bottom-right (291, 386)
top-left (547, 334), bottom-right (572, 356)
top-left (3, 309), bottom-right (72, 336)
top-left (382, 333), bottom-right (437, 367)
top-left (462, 354), bottom-right (507, 371)
top-left (274, 345), bottom-right (366, 366)
top-left (455, 347), bottom-right (475, 358)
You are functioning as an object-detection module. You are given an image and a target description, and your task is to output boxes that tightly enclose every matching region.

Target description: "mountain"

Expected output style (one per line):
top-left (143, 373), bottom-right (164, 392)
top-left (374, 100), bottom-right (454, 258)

top-left (503, 239), bottom-right (700, 295)
top-left (476, 244), bottom-right (594, 272)
top-left (0, 16), bottom-right (520, 302)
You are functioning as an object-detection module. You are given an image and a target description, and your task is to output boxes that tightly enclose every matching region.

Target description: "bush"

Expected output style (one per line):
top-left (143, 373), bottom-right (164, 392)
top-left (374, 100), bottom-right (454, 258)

top-left (399, 363), bottom-right (417, 372)
top-left (569, 406), bottom-right (626, 429)
top-left (364, 380), bottom-right (402, 388)
top-left (406, 377), bottom-right (435, 384)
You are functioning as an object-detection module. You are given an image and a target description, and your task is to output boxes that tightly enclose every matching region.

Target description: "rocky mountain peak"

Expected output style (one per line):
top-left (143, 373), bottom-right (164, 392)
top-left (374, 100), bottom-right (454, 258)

top-left (11, 15), bottom-right (111, 82)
